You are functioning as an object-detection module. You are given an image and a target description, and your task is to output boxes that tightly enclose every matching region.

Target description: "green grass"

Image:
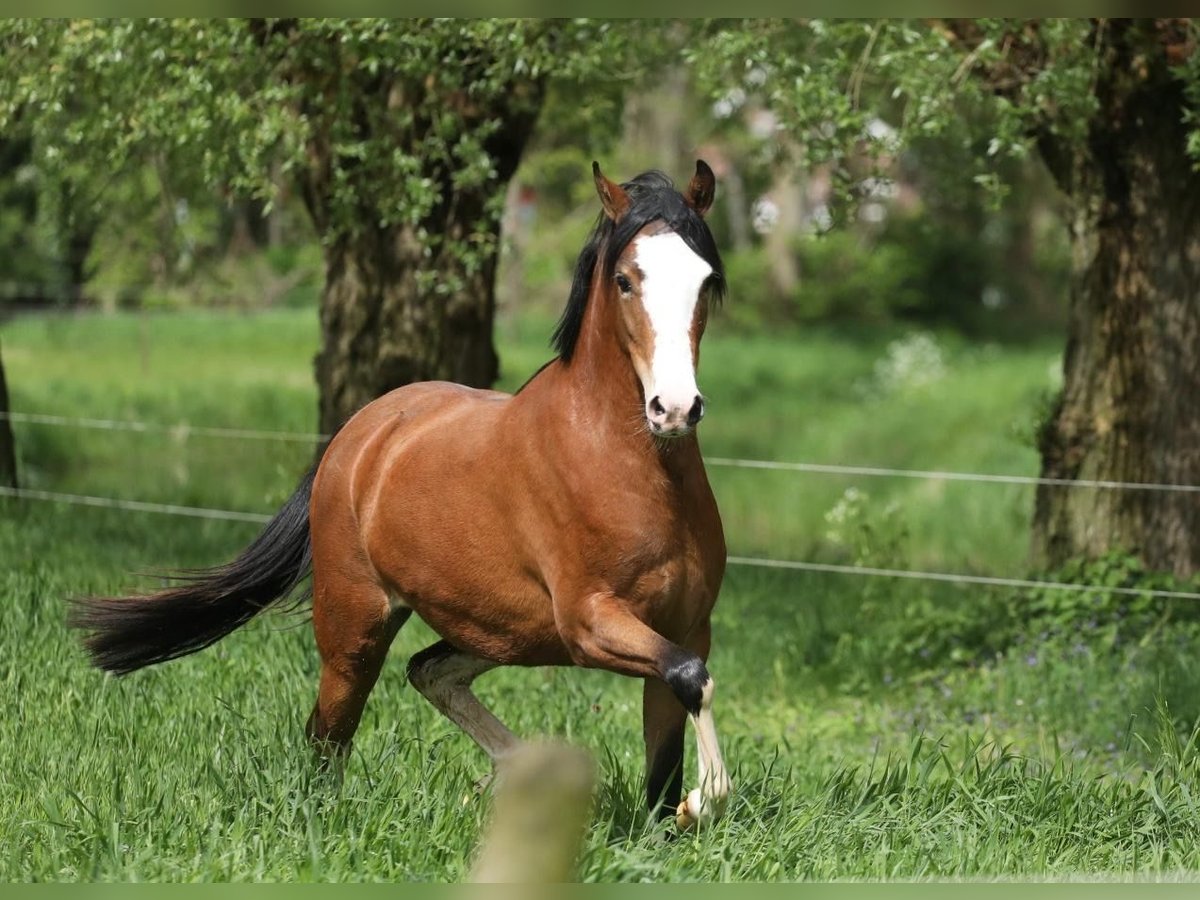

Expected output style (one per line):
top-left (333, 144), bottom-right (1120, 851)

top-left (5, 307), bottom-right (1200, 881)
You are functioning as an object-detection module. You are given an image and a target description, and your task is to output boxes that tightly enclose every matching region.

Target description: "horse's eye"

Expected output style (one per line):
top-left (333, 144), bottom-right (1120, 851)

top-left (615, 273), bottom-right (633, 295)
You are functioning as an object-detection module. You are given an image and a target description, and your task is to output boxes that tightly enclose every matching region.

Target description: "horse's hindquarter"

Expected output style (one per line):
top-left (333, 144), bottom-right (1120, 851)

top-left (335, 383), bottom-right (563, 664)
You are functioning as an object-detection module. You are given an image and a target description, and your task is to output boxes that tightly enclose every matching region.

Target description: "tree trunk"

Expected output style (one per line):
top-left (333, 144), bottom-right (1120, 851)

top-left (308, 108), bottom-right (540, 436)
top-left (0, 341), bottom-right (17, 488)
top-left (314, 218), bottom-right (502, 436)
top-left (1031, 22), bottom-right (1200, 577)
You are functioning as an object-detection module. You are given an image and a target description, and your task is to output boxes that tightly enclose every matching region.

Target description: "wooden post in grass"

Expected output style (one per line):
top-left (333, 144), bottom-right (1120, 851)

top-left (469, 742), bottom-right (595, 883)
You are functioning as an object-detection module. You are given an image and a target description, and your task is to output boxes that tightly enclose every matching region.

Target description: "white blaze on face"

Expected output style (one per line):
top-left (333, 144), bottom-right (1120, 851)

top-left (633, 232), bottom-right (712, 432)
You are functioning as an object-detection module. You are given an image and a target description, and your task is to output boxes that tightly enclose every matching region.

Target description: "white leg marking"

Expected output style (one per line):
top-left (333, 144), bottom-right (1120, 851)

top-left (676, 678), bottom-right (731, 829)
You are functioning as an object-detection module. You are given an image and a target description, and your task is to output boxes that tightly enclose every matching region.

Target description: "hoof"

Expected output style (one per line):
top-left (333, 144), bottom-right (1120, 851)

top-left (674, 788), bottom-right (705, 830)
top-left (674, 784), bottom-right (729, 830)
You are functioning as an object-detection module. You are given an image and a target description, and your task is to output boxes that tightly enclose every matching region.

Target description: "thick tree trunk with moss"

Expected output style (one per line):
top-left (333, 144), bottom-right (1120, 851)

top-left (302, 98), bottom-right (540, 436)
top-left (313, 214), bottom-right (506, 436)
top-left (0, 343), bottom-right (16, 488)
top-left (1031, 22), bottom-right (1200, 577)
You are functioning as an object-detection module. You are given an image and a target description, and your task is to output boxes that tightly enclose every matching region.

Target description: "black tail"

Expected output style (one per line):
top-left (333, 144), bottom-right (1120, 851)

top-left (69, 467), bottom-right (317, 675)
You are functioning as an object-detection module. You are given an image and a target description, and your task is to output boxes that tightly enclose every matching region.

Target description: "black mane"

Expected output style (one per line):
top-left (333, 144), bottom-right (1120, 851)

top-left (551, 170), bottom-right (726, 363)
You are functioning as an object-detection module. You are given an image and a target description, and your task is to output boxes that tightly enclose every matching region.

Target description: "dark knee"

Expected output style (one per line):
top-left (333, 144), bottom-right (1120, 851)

top-left (406, 641), bottom-right (452, 692)
top-left (405, 654), bottom-right (434, 691)
top-left (663, 654), bottom-right (709, 716)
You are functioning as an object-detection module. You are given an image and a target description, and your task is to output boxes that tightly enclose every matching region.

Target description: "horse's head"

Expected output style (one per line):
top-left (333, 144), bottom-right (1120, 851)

top-left (556, 161), bottom-right (725, 439)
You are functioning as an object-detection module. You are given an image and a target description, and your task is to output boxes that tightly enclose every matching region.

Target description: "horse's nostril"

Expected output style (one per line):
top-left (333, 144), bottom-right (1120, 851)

top-left (687, 396), bottom-right (705, 426)
top-left (649, 396), bottom-right (666, 417)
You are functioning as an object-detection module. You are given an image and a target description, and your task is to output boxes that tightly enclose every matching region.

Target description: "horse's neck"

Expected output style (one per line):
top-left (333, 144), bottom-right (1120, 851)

top-left (531, 286), bottom-right (701, 477)
top-left (569, 313), bottom-right (641, 428)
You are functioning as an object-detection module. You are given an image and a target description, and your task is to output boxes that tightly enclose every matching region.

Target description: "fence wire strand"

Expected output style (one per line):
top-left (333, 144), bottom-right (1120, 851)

top-left (0, 485), bottom-right (272, 524)
top-left (5, 410), bottom-right (1200, 494)
top-left (704, 457), bottom-right (1200, 494)
top-left (0, 411), bottom-right (327, 444)
top-left (4, 485), bottom-right (1198, 602)
top-left (726, 556), bottom-right (1200, 601)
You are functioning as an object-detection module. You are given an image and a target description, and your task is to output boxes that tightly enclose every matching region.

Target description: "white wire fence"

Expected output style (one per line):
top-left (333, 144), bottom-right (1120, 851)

top-left (3, 408), bottom-right (1199, 601)
top-left (5, 409), bottom-right (1200, 494)
top-left (0, 411), bottom-right (323, 444)
top-left (0, 485), bottom-right (273, 524)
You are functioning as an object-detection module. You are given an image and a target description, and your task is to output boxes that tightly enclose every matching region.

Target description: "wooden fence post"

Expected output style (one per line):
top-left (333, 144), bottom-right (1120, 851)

top-left (469, 742), bottom-right (596, 884)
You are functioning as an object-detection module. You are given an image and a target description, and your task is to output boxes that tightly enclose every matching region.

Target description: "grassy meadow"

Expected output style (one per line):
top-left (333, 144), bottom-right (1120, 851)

top-left (5, 307), bottom-right (1200, 881)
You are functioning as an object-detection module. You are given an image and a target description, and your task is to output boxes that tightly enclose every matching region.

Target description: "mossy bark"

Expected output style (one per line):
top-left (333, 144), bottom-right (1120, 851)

top-left (312, 214), bottom-right (506, 437)
top-left (1032, 21), bottom-right (1200, 577)
top-left (302, 97), bottom-right (540, 437)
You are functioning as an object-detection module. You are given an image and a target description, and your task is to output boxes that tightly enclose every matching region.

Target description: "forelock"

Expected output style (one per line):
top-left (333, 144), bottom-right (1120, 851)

top-left (552, 169), bottom-right (726, 362)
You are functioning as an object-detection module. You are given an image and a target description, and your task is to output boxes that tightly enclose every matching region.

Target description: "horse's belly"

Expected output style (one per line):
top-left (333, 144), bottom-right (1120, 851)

top-left (390, 562), bottom-right (566, 665)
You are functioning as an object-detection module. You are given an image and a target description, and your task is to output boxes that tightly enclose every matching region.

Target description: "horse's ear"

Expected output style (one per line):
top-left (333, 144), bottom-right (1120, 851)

top-left (592, 161), bottom-right (630, 221)
top-left (685, 159), bottom-right (716, 217)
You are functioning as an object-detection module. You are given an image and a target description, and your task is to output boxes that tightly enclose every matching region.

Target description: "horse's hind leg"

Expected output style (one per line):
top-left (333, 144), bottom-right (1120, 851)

top-left (406, 640), bottom-right (520, 763)
top-left (305, 577), bottom-right (410, 761)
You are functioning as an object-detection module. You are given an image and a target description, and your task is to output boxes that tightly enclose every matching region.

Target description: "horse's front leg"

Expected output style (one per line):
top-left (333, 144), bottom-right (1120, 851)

top-left (675, 668), bottom-right (731, 830)
top-left (562, 594), bottom-right (730, 828)
top-left (665, 618), bottom-right (729, 830)
top-left (643, 677), bottom-right (686, 819)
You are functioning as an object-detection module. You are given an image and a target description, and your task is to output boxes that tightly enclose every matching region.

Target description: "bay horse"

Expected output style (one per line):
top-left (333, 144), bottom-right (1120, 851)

top-left (71, 162), bottom-right (731, 829)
